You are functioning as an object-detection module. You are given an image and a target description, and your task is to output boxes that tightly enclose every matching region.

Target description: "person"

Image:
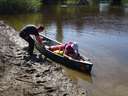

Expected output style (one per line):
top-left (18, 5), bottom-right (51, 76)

top-left (71, 42), bottom-right (79, 55)
top-left (64, 42), bottom-right (79, 59)
top-left (49, 41), bottom-right (79, 59)
top-left (19, 24), bottom-right (44, 56)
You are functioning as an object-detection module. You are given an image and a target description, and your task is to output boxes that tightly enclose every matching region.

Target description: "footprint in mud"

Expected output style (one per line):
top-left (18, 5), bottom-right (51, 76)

top-left (22, 47), bottom-right (28, 51)
top-left (16, 52), bottom-right (23, 56)
top-left (15, 53), bottom-right (24, 59)
top-left (44, 86), bottom-right (57, 93)
top-left (36, 80), bottom-right (47, 84)
top-left (25, 68), bottom-right (37, 74)
top-left (23, 53), bottom-right (45, 63)
top-left (22, 62), bottom-right (32, 67)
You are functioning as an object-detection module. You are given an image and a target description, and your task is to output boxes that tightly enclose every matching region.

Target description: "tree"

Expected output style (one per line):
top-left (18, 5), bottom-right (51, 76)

top-left (78, 0), bottom-right (89, 5)
top-left (42, 0), bottom-right (58, 4)
top-left (111, 0), bottom-right (122, 5)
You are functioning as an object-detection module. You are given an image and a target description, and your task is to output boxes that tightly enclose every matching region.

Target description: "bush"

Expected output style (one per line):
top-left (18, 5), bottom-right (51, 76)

top-left (0, 0), bottom-right (41, 14)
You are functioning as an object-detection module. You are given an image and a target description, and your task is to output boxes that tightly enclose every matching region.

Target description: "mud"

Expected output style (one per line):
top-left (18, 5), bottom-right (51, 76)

top-left (0, 21), bottom-right (86, 96)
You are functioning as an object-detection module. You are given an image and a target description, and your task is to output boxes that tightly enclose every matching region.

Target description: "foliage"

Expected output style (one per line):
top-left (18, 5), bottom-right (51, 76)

top-left (123, 0), bottom-right (128, 3)
top-left (0, 0), bottom-right (41, 13)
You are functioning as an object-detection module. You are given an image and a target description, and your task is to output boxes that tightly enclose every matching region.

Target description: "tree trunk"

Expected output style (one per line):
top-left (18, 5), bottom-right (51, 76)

top-left (78, 0), bottom-right (89, 5)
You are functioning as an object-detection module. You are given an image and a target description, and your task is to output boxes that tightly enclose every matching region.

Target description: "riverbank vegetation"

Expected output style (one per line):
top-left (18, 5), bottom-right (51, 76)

top-left (123, 0), bottom-right (128, 3)
top-left (0, 0), bottom-right (89, 14)
top-left (0, 0), bottom-right (127, 14)
top-left (0, 0), bottom-right (41, 14)
top-left (43, 0), bottom-right (89, 5)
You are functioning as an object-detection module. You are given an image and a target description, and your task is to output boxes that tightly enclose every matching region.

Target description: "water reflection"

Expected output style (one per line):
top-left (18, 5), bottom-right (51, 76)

top-left (64, 67), bottom-right (93, 84)
top-left (0, 13), bottom-right (44, 30)
top-left (0, 3), bottom-right (128, 96)
top-left (99, 3), bottom-right (110, 14)
top-left (123, 3), bottom-right (128, 15)
top-left (99, 2), bottom-right (126, 16)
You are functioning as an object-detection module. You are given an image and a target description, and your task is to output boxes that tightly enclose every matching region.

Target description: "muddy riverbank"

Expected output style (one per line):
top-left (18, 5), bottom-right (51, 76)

top-left (0, 21), bottom-right (87, 96)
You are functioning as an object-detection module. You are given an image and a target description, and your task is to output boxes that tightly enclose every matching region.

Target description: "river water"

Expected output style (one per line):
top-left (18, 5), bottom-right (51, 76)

top-left (0, 4), bottom-right (128, 96)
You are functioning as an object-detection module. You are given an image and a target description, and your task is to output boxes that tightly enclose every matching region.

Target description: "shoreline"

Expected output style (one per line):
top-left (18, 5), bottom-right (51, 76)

top-left (0, 21), bottom-right (87, 96)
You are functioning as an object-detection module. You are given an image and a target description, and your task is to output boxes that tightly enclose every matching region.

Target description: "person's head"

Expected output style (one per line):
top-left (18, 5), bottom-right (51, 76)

top-left (71, 42), bottom-right (78, 52)
top-left (37, 25), bottom-right (44, 32)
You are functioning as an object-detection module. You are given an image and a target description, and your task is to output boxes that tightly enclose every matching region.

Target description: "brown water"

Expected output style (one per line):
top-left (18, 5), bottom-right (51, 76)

top-left (0, 4), bottom-right (128, 96)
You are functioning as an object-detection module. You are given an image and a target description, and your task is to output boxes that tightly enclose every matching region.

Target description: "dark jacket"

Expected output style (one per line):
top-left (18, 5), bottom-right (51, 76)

top-left (20, 25), bottom-right (39, 37)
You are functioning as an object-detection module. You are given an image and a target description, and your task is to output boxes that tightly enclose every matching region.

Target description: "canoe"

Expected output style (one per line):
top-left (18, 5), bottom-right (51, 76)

top-left (33, 35), bottom-right (93, 73)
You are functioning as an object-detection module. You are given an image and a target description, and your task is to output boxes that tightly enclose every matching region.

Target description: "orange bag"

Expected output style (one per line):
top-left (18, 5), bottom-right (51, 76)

top-left (49, 44), bottom-right (65, 51)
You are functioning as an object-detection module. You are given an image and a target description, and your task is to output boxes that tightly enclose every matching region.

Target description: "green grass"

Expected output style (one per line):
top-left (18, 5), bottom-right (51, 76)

top-left (0, 0), bottom-right (41, 14)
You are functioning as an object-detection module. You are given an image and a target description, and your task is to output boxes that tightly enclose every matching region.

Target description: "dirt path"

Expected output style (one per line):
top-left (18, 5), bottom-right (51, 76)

top-left (0, 21), bottom-right (87, 96)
